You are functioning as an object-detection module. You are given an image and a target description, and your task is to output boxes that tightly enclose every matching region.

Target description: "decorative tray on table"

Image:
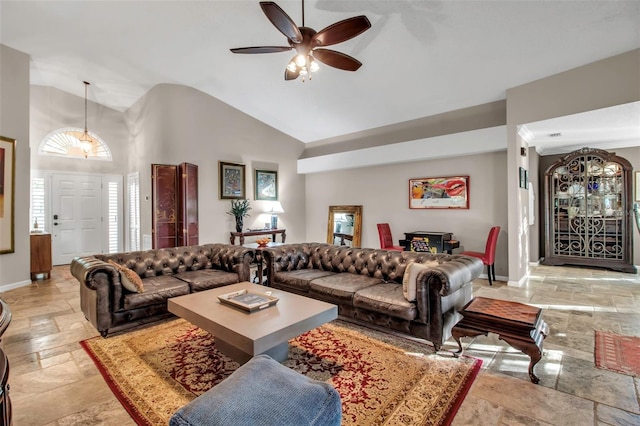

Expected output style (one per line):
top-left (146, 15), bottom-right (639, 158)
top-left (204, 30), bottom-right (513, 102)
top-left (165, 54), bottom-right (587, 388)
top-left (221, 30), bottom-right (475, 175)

top-left (218, 289), bottom-right (279, 313)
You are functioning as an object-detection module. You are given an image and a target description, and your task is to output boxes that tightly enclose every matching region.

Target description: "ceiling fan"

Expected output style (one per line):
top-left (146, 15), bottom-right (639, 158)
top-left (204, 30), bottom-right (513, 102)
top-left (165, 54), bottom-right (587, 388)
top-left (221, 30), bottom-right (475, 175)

top-left (230, 1), bottom-right (371, 81)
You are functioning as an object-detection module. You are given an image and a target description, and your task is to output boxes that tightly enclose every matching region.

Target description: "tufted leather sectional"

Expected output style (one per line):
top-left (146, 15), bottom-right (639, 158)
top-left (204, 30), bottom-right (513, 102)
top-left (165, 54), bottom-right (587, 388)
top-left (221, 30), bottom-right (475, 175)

top-left (71, 244), bottom-right (254, 337)
top-left (262, 243), bottom-right (483, 351)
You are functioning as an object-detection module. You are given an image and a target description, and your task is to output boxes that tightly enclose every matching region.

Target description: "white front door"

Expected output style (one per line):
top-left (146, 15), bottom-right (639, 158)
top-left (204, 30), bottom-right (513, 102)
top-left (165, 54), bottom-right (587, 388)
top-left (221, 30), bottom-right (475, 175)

top-left (51, 174), bottom-right (103, 265)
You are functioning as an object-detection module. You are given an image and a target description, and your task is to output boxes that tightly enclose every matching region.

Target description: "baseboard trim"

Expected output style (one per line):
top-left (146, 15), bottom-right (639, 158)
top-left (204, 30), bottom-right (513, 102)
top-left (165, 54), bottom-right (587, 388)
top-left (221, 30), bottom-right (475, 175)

top-left (0, 279), bottom-right (32, 293)
top-left (477, 273), bottom-right (508, 283)
top-left (507, 274), bottom-right (528, 287)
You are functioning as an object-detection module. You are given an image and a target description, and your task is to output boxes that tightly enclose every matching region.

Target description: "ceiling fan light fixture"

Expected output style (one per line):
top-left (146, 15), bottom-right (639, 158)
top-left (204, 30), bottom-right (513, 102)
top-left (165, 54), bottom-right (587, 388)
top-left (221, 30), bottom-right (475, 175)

top-left (231, 0), bottom-right (371, 82)
top-left (309, 57), bottom-right (319, 73)
top-left (295, 54), bottom-right (306, 67)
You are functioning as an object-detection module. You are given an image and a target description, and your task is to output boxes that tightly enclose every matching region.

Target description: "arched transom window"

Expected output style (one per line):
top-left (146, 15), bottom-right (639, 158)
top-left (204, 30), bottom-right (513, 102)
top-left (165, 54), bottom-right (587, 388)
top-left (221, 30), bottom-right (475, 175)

top-left (39, 127), bottom-right (112, 161)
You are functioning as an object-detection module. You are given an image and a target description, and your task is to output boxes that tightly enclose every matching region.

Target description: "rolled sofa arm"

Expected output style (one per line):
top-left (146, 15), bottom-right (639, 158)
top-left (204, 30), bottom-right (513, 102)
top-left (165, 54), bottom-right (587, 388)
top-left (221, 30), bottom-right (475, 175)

top-left (71, 255), bottom-right (122, 335)
top-left (414, 254), bottom-right (483, 325)
top-left (70, 256), bottom-right (119, 291)
top-left (421, 255), bottom-right (483, 295)
top-left (204, 244), bottom-right (255, 282)
top-left (261, 243), bottom-right (316, 281)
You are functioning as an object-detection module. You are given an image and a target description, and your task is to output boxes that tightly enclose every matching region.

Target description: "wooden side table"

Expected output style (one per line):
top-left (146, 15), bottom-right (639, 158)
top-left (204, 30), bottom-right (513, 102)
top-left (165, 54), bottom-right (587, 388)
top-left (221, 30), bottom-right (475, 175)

top-left (452, 297), bottom-right (549, 384)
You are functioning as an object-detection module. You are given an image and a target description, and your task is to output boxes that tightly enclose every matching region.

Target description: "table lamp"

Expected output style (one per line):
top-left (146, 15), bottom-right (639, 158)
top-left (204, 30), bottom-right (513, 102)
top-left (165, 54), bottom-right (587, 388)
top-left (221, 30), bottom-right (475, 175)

top-left (265, 202), bottom-right (284, 229)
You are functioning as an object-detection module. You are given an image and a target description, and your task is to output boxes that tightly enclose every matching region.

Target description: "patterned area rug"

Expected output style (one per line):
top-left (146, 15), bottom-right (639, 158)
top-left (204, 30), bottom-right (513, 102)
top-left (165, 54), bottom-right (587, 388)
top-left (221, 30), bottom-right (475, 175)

top-left (81, 319), bottom-right (481, 426)
top-left (594, 330), bottom-right (640, 377)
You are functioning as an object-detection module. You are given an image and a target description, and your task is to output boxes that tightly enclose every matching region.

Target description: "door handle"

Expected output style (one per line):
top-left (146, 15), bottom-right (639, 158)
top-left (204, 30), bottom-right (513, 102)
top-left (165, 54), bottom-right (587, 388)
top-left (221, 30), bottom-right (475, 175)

top-left (54, 222), bottom-right (58, 226)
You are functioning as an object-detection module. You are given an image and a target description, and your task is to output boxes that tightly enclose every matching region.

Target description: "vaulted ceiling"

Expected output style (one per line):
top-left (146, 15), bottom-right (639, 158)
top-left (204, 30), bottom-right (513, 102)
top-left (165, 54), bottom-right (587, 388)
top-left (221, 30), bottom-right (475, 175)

top-left (2, 1), bottom-right (639, 149)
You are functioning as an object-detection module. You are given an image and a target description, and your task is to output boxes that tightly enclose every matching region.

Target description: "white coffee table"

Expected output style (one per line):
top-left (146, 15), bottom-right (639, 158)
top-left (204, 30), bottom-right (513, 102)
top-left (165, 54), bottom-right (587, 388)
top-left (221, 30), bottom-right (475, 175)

top-left (168, 282), bottom-right (338, 364)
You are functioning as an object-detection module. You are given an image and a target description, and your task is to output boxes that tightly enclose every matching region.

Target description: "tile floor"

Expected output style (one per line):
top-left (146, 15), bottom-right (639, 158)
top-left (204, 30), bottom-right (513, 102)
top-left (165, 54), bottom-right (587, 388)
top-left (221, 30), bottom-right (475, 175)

top-left (1, 264), bottom-right (639, 425)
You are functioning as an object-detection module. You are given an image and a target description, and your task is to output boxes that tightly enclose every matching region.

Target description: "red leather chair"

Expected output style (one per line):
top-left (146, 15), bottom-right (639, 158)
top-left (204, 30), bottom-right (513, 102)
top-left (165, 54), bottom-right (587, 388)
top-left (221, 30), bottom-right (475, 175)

top-left (377, 223), bottom-right (404, 251)
top-left (461, 226), bottom-right (500, 285)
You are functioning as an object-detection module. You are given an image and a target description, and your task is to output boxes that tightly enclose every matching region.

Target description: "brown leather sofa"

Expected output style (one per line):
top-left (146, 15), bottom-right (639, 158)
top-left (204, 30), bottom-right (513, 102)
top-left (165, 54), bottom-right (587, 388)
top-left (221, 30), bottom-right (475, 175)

top-left (262, 243), bottom-right (483, 350)
top-left (71, 244), bottom-right (254, 337)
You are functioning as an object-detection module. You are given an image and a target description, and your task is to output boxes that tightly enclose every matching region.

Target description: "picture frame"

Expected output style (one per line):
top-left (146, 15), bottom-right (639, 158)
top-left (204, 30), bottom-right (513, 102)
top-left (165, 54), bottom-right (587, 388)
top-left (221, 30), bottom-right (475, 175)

top-left (635, 171), bottom-right (640, 202)
top-left (254, 169), bottom-right (278, 201)
top-left (409, 176), bottom-right (469, 209)
top-left (0, 136), bottom-right (16, 254)
top-left (519, 167), bottom-right (527, 189)
top-left (219, 161), bottom-right (246, 199)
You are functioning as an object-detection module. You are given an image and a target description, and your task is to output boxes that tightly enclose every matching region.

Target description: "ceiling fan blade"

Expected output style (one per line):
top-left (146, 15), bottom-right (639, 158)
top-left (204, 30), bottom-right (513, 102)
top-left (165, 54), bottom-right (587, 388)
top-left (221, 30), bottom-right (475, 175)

top-left (312, 16), bottom-right (371, 46)
top-left (284, 67), bottom-right (300, 80)
top-left (260, 2), bottom-right (303, 43)
top-left (230, 46), bottom-right (292, 54)
top-left (312, 49), bottom-right (362, 71)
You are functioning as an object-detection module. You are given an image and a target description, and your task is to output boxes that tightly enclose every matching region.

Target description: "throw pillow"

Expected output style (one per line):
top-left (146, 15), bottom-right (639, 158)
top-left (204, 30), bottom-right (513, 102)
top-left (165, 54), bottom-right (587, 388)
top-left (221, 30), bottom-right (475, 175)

top-left (402, 262), bottom-right (429, 302)
top-left (108, 259), bottom-right (144, 293)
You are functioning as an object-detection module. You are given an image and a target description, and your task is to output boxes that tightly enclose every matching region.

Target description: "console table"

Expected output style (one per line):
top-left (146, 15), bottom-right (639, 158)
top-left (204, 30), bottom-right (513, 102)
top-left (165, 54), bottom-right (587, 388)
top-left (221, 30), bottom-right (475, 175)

top-left (452, 297), bottom-right (549, 384)
top-left (333, 232), bottom-right (353, 246)
top-left (230, 229), bottom-right (286, 246)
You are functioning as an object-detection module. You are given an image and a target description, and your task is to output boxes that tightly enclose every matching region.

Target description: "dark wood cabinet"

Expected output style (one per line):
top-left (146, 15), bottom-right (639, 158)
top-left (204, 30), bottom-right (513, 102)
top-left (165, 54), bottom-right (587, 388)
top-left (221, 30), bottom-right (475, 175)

top-left (30, 233), bottom-right (52, 280)
top-left (152, 163), bottom-right (198, 249)
top-left (151, 164), bottom-right (178, 249)
top-left (542, 147), bottom-right (635, 273)
top-left (178, 162), bottom-right (198, 246)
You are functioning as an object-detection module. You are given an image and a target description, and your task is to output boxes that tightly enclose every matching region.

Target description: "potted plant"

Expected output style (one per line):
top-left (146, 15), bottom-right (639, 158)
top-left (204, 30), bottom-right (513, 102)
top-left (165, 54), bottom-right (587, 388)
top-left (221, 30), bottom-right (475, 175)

top-left (227, 199), bottom-right (251, 232)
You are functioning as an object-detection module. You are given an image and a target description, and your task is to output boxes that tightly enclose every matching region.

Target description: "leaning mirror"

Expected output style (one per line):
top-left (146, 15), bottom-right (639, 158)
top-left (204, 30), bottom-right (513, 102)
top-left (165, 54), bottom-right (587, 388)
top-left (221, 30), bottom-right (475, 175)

top-left (327, 205), bottom-right (362, 248)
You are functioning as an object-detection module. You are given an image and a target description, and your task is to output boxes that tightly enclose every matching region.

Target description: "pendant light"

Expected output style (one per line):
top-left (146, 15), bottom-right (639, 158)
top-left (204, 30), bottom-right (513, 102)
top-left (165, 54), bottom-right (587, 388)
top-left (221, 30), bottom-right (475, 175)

top-left (78, 81), bottom-right (93, 158)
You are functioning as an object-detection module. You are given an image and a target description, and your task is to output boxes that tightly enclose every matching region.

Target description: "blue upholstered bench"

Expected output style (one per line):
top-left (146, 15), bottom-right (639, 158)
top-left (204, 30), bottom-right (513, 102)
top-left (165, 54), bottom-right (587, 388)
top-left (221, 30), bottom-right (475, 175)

top-left (169, 355), bottom-right (342, 426)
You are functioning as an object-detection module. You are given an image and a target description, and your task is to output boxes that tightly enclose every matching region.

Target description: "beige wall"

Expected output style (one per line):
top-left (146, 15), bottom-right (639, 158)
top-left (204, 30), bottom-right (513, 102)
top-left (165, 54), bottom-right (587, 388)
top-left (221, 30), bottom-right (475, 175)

top-left (125, 84), bottom-right (307, 246)
top-left (528, 147), bottom-right (541, 262)
top-left (0, 44), bottom-right (31, 289)
top-left (302, 101), bottom-right (507, 158)
top-left (305, 150), bottom-right (510, 278)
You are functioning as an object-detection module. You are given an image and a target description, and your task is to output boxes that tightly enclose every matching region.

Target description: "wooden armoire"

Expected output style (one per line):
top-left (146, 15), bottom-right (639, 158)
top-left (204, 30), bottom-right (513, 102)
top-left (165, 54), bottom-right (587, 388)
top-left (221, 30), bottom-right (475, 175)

top-left (151, 163), bottom-right (198, 249)
top-left (542, 147), bottom-right (635, 273)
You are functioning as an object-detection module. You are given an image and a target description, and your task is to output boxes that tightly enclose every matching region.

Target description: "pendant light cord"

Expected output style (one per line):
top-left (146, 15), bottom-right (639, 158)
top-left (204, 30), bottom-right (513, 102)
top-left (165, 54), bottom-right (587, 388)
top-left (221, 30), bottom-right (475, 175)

top-left (302, 0), bottom-right (305, 27)
top-left (83, 81), bottom-right (90, 133)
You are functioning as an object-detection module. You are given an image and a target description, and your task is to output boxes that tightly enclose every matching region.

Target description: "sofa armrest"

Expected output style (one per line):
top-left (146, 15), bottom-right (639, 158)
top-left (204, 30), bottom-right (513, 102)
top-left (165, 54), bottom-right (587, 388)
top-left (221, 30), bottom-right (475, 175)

top-left (414, 255), bottom-right (483, 324)
top-left (262, 244), bottom-right (318, 285)
top-left (71, 256), bottom-right (124, 334)
top-left (70, 256), bottom-right (120, 291)
top-left (205, 244), bottom-right (255, 282)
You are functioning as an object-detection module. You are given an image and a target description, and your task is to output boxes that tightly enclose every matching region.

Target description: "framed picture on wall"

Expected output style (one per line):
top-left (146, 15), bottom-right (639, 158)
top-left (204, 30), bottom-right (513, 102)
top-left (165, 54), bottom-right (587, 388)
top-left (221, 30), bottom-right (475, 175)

top-left (255, 169), bottom-right (278, 201)
top-left (219, 161), bottom-right (246, 199)
top-left (519, 167), bottom-right (527, 189)
top-left (409, 176), bottom-right (469, 209)
top-left (0, 136), bottom-right (16, 254)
